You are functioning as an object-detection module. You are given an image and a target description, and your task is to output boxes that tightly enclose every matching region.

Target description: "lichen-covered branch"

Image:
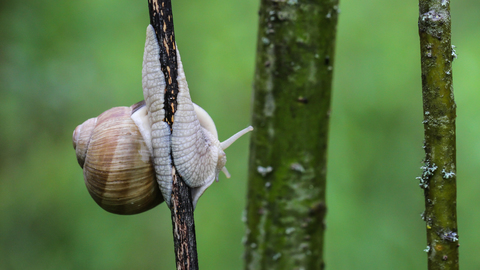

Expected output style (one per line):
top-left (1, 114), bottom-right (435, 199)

top-left (417, 0), bottom-right (458, 269)
top-left (244, 0), bottom-right (339, 269)
top-left (148, 1), bottom-right (198, 269)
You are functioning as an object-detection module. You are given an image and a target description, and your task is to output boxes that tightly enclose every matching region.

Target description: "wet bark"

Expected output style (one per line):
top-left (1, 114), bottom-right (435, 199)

top-left (244, 0), bottom-right (339, 269)
top-left (148, 1), bottom-right (199, 269)
top-left (417, 0), bottom-right (459, 269)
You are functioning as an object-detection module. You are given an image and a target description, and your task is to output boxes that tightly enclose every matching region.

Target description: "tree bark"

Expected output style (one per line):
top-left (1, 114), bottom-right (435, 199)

top-left (417, 0), bottom-right (458, 269)
top-left (244, 0), bottom-right (339, 269)
top-left (148, 1), bottom-right (199, 269)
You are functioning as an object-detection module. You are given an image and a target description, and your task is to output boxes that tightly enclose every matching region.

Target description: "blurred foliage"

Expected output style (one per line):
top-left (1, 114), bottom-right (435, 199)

top-left (0, 0), bottom-right (479, 269)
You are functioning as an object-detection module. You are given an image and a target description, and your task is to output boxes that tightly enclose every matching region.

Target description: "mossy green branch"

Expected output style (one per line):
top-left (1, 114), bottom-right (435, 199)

top-left (244, 0), bottom-right (338, 269)
top-left (418, 0), bottom-right (458, 269)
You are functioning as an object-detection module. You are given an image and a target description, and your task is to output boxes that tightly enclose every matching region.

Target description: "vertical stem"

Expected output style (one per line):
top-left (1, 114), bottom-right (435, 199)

top-left (244, 0), bottom-right (338, 269)
top-left (418, 0), bottom-right (458, 269)
top-left (148, 1), bottom-right (199, 269)
top-left (148, 0), bottom-right (178, 125)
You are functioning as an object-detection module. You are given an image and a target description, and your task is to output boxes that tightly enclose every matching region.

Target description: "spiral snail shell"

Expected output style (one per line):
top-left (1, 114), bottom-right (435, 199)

top-left (73, 102), bottom-right (164, 215)
top-left (72, 24), bottom-right (252, 214)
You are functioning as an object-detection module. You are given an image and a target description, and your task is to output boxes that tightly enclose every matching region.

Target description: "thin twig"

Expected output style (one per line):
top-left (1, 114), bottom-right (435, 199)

top-left (418, 0), bottom-right (458, 269)
top-left (148, 1), bottom-right (199, 269)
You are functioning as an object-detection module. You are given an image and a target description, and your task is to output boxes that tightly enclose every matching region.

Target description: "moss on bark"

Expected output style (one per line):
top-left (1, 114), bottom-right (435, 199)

top-left (244, 0), bottom-right (339, 269)
top-left (418, 0), bottom-right (459, 269)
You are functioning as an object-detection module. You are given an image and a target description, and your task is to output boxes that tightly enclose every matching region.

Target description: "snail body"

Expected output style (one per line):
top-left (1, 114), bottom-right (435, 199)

top-left (142, 25), bottom-right (253, 207)
top-left (73, 24), bottom-right (252, 214)
top-left (142, 25), bottom-right (173, 207)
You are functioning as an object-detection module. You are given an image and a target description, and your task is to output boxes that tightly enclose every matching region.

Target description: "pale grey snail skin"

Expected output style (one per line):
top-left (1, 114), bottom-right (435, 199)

top-left (72, 103), bottom-right (164, 215)
top-left (142, 24), bottom-right (173, 208)
top-left (142, 24), bottom-right (253, 208)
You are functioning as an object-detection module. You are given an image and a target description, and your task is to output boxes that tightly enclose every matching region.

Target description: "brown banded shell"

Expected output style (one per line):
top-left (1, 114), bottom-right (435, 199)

top-left (73, 117), bottom-right (96, 167)
top-left (73, 105), bottom-right (164, 215)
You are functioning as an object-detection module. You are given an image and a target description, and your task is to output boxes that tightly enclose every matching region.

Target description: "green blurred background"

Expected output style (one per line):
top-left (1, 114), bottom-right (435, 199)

top-left (1, 0), bottom-right (479, 269)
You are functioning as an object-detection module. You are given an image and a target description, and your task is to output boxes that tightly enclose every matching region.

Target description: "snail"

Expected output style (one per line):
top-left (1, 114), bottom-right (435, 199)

top-left (72, 24), bottom-right (252, 214)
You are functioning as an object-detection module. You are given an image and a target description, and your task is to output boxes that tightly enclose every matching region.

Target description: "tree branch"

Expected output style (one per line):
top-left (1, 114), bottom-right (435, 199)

top-left (418, 0), bottom-right (458, 269)
top-left (148, 1), bottom-right (199, 269)
top-left (244, 0), bottom-right (338, 269)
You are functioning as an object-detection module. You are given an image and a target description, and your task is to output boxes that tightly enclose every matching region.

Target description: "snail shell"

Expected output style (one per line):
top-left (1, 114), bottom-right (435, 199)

top-left (73, 103), bottom-right (164, 215)
top-left (142, 25), bottom-right (253, 208)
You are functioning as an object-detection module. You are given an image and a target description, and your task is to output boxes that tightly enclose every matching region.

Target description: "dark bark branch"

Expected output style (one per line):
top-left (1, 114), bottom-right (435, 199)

top-left (148, 0), bottom-right (178, 125)
top-left (148, 1), bottom-right (199, 269)
top-left (418, 0), bottom-right (458, 269)
top-left (244, 0), bottom-right (338, 269)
